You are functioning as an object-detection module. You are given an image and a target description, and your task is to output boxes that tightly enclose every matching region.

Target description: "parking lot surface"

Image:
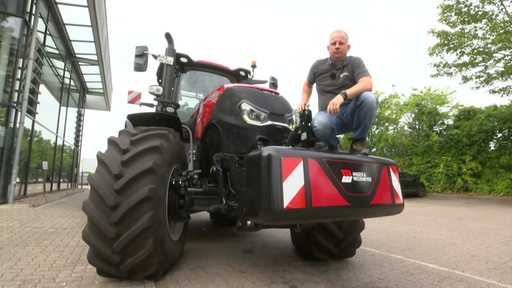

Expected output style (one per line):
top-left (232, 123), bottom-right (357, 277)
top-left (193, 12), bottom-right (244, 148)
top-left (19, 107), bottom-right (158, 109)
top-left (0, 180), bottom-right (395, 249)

top-left (1, 191), bottom-right (511, 287)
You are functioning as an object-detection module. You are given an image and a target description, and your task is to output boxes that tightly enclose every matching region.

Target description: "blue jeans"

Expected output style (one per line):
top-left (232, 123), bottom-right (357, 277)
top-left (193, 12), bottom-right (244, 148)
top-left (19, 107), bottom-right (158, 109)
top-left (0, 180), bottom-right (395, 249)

top-left (312, 91), bottom-right (378, 149)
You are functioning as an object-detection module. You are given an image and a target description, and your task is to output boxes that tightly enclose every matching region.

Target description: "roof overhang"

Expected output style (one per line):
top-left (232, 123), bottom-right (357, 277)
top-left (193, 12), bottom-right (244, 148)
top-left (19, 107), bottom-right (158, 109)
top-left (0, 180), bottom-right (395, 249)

top-left (42, 0), bottom-right (112, 111)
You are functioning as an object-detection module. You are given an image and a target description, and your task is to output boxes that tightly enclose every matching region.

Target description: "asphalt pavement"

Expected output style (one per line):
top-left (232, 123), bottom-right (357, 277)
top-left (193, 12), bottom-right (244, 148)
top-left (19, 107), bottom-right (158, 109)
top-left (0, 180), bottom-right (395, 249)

top-left (1, 190), bottom-right (511, 287)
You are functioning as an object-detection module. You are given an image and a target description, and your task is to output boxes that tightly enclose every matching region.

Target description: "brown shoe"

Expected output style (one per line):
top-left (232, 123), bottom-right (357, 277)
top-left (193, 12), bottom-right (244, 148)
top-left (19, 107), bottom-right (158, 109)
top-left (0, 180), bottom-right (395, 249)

top-left (350, 139), bottom-right (369, 155)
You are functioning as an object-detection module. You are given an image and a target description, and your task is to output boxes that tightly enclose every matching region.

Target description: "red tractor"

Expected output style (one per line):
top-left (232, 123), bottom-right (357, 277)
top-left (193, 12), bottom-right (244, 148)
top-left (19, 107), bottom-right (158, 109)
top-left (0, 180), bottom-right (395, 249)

top-left (82, 32), bottom-right (404, 280)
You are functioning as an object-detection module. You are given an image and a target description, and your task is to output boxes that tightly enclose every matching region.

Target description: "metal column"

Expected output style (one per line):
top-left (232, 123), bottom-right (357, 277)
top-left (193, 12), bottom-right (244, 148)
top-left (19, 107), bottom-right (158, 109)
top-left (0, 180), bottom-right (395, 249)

top-left (7, 0), bottom-right (41, 203)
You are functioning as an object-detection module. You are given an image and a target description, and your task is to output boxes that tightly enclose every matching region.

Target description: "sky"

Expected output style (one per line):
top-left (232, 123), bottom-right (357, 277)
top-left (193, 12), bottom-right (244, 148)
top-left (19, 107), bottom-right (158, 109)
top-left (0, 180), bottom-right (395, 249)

top-left (81, 0), bottom-right (510, 161)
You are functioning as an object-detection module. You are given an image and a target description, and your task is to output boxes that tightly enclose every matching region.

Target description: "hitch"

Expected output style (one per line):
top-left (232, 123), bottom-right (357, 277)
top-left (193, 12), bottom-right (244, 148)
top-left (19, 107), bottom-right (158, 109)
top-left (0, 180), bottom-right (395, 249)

top-left (171, 170), bottom-right (224, 214)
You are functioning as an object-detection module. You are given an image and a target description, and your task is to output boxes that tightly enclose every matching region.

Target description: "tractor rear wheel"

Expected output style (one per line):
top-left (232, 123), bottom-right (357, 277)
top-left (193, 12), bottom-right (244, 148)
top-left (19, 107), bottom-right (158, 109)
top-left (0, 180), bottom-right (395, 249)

top-left (290, 219), bottom-right (365, 260)
top-left (82, 127), bottom-right (188, 280)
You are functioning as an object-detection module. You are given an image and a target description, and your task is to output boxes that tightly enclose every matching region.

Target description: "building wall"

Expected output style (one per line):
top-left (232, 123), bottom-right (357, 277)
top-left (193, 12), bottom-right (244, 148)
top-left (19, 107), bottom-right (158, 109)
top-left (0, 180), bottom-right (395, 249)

top-left (0, 0), bottom-right (86, 203)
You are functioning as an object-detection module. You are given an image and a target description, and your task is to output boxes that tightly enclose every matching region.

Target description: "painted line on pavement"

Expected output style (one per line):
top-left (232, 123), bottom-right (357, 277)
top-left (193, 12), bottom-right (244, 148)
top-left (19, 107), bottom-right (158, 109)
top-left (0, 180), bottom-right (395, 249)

top-left (363, 247), bottom-right (512, 288)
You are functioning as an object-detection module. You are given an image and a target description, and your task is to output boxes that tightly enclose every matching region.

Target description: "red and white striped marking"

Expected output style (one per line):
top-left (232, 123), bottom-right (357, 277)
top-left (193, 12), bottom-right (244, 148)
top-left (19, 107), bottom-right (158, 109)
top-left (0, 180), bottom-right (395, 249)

top-left (390, 166), bottom-right (403, 203)
top-left (371, 165), bottom-right (404, 205)
top-left (127, 90), bottom-right (141, 105)
top-left (281, 158), bottom-right (306, 209)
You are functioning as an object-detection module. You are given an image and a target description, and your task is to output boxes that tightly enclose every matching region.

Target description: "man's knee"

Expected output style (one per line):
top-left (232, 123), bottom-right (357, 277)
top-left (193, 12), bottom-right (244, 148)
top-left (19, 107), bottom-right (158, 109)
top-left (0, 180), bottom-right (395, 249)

top-left (312, 111), bottom-right (333, 138)
top-left (313, 111), bottom-right (330, 128)
top-left (357, 91), bottom-right (378, 107)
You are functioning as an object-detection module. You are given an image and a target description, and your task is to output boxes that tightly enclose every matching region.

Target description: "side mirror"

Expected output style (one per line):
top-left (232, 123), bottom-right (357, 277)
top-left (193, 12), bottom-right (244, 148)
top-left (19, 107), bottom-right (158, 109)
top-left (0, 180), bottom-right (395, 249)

top-left (269, 76), bottom-right (278, 90)
top-left (134, 46), bottom-right (149, 72)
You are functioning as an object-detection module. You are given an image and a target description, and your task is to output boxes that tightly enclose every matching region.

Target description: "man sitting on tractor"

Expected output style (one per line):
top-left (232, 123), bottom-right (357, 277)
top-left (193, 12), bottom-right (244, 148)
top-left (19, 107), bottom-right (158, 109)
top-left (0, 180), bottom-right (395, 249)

top-left (297, 29), bottom-right (378, 155)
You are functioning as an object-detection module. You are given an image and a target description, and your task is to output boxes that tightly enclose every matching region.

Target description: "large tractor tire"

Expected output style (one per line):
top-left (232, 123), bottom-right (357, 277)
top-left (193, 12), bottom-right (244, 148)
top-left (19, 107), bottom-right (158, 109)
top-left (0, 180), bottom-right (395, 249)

top-left (290, 219), bottom-right (365, 260)
top-left (82, 127), bottom-right (188, 280)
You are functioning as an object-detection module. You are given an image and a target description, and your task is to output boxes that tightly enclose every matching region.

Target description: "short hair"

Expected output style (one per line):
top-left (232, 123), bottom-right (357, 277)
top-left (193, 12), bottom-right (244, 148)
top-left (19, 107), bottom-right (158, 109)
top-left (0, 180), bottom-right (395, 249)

top-left (329, 29), bottom-right (349, 43)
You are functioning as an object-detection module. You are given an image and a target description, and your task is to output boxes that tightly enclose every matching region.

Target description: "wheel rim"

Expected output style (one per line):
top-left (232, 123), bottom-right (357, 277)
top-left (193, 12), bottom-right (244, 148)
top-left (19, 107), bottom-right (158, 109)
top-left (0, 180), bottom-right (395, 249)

top-left (167, 165), bottom-right (185, 241)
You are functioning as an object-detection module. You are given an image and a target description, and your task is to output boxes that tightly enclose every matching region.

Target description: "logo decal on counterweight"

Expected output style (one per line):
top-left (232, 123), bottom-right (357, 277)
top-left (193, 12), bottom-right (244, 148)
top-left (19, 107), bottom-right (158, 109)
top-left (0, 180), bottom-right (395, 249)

top-left (340, 169), bottom-right (372, 183)
top-left (341, 169), bottom-right (353, 183)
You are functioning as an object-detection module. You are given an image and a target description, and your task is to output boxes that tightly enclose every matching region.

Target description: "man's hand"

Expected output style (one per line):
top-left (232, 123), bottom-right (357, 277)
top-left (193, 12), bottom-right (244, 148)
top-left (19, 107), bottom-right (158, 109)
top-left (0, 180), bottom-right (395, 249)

top-left (297, 101), bottom-right (309, 112)
top-left (327, 94), bottom-right (344, 114)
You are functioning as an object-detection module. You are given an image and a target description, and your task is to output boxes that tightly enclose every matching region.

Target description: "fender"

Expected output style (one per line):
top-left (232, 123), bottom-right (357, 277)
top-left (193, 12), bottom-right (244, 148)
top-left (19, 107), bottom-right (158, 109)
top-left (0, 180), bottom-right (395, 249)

top-left (126, 112), bottom-right (183, 138)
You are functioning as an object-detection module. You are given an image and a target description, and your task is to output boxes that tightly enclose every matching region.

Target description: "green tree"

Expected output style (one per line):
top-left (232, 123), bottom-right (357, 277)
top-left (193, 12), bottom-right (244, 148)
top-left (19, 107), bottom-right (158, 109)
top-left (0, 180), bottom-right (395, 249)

top-left (60, 144), bottom-right (75, 182)
top-left (22, 129), bottom-right (52, 182)
top-left (369, 92), bottom-right (408, 161)
top-left (372, 88), bottom-right (458, 192)
top-left (443, 104), bottom-right (512, 194)
top-left (429, 0), bottom-right (512, 97)
top-left (372, 87), bottom-right (512, 195)
top-left (19, 128), bottom-right (76, 185)
top-left (474, 104), bottom-right (512, 194)
top-left (400, 88), bottom-right (457, 190)
top-left (443, 106), bottom-right (489, 192)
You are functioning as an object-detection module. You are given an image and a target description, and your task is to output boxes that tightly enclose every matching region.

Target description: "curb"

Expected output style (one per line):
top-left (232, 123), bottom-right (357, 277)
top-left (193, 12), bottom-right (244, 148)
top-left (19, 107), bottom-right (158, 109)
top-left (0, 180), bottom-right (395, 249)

top-left (15, 188), bottom-right (89, 207)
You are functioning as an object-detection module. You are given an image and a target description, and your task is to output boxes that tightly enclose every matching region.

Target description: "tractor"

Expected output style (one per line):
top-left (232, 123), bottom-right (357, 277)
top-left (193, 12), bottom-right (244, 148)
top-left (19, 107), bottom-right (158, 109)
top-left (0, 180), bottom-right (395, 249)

top-left (82, 32), bottom-right (404, 280)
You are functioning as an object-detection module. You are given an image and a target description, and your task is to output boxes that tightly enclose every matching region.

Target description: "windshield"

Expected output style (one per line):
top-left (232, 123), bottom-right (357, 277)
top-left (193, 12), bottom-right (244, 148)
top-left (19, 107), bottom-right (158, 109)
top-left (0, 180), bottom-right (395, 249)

top-left (178, 70), bottom-right (230, 122)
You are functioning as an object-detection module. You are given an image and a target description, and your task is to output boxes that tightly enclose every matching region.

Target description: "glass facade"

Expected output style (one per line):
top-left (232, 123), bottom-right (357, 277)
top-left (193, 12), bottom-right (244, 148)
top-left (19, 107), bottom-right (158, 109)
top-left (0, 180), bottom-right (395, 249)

top-left (0, 4), bottom-right (24, 203)
top-left (0, 0), bottom-right (111, 203)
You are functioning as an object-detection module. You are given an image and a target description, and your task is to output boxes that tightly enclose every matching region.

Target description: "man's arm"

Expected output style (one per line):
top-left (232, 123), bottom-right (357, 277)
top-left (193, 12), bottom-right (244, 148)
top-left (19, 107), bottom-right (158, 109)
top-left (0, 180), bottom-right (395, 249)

top-left (326, 76), bottom-right (373, 114)
top-left (297, 80), bottom-right (313, 112)
top-left (346, 76), bottom-right (372, 99)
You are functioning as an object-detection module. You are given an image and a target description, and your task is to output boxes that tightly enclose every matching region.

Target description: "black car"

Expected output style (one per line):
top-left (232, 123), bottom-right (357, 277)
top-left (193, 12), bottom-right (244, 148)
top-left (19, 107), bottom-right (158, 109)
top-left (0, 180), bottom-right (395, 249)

top-left (399, 172), bottom-right (427, 197)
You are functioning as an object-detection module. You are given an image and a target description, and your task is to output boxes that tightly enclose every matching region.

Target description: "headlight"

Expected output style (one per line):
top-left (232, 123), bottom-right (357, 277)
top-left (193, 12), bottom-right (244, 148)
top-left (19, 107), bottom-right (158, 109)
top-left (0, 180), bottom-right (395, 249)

top-left (239, 102), bottom-right (269, 125)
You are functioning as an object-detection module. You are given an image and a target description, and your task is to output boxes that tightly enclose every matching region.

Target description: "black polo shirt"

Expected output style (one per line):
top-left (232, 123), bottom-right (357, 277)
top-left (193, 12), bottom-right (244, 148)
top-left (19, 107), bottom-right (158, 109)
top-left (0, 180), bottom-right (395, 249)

top-left (307, 56), bottom-right (371, 110)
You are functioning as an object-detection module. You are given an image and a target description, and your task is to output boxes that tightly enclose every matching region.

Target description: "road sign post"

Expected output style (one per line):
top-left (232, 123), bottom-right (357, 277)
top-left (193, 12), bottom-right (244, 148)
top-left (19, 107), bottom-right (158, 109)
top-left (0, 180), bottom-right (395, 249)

top-left (42, 161), bottom-right (48, 195)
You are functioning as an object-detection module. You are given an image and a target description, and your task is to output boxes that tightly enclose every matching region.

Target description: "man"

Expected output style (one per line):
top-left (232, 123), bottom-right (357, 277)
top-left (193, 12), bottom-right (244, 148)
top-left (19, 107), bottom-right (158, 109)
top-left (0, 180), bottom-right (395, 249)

top-left (297, 29), bottom-right (377, 155)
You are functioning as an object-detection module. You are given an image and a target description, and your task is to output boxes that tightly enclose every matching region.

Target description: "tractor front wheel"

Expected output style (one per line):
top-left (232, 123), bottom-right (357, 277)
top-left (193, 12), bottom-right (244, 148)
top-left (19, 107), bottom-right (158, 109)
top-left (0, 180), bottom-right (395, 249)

top-left (82, 127), bottom-right (188, 280)
top-left (290, 219), bottom-right (365, 260)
